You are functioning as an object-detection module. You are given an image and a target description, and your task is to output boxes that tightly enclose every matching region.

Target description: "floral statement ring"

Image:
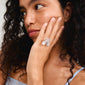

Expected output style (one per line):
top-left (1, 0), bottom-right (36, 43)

top-left (42, 38), bottom-right (50, 47)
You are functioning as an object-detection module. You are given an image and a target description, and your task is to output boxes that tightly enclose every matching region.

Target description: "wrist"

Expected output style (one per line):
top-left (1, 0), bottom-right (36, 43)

top-left (27, 64), bottom-right (43, 75)
top-left (26, 61), bottom-right (44, 71)
top-left (27, 67), bottom-right (43, 85)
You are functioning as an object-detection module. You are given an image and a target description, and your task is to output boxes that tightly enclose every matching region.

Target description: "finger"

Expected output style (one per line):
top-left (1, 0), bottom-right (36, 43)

top-left (52, 26), bottom-right (64, 46)
top-left (50, 17), bottom-right (63, 41)
top-left (36, 23), bottom-right (48, 43)
top-left (44, 17), bottom-right (56, 38)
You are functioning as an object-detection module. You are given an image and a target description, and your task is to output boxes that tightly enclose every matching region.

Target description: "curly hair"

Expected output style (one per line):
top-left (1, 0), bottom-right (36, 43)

top-left (0, 0), bottom-right (33, 79)
top-left (0, 0), bottom-right (85, 84)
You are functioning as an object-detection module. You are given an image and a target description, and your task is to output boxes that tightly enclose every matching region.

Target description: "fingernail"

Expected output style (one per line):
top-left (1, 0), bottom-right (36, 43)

top-left (44, 23), bottom-right (48, 26)
top-left (57, 17), bottom-right (62, 22)
top-left (51, 17), bottom-right (56, 21)
top-left (61, 26), bottom-right (64, 29)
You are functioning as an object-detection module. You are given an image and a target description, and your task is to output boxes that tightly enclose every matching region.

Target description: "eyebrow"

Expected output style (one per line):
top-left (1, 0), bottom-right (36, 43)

top-left (19, 0), bottom-right (41, 9)
top-left (29, 0), bottom-right (41, 5)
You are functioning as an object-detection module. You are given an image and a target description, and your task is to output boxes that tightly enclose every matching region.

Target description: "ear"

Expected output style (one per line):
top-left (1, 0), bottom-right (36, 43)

top-left (64, 2), bottom-right (72, 22)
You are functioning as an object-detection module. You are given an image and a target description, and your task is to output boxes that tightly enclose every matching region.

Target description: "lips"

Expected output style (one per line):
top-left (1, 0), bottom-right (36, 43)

top-left (27, 29), bottom-right (40, 37)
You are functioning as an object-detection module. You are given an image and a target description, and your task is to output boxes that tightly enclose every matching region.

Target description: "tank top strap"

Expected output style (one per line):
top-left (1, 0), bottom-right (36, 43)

top-left (65, 67), bottom-right (85, 85)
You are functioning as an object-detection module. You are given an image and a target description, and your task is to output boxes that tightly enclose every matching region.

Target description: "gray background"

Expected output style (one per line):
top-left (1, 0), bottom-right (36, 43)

top-left (0, 0), bottom-right (6, 49)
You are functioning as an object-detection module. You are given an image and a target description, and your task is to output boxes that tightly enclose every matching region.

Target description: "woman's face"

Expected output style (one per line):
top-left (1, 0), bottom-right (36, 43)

top-left (19, 0), bottom-right (64, 42)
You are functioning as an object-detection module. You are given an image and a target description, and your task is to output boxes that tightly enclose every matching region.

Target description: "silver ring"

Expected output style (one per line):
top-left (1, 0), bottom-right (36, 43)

top-left (42, 38), bottom-right (50, 47)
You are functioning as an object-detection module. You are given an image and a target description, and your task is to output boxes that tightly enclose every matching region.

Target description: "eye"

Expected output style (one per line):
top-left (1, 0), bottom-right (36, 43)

top-left (22, 11), bottom-right (26, 16)
top-left (21, 11), bottom-right (26, 17)
top-left (35, 4), bottom-right (44, 10)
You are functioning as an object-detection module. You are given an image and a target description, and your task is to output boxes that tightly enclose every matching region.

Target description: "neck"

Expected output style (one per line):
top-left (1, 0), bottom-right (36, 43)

top-left (45, 41), bottom-right (71, 68)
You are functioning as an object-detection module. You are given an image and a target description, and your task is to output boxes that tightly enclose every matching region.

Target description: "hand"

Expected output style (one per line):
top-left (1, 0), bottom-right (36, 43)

top-left (27, 17), bottom-right (64, 70)
top-left (26, 17), bottom-right (64, 85)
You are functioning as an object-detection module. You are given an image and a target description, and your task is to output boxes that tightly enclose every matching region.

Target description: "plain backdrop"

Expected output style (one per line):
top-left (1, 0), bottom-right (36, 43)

top-left (0, 0), bottom-right (6, 49)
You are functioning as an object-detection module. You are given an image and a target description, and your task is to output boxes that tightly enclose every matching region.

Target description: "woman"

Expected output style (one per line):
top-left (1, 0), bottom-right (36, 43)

top-left (0, 0), bottom-right (85, 85)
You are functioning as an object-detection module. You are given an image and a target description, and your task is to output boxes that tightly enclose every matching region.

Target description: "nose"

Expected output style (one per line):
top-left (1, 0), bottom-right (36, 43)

top-left (24, 10), bottom-right (35, 27)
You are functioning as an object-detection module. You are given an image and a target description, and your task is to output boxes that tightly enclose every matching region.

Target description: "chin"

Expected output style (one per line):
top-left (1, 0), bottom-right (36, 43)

top-left (30, 33), bottom-right (39, 42)
top-left (31, 37), bottom-right (37, 43)
top-left (33, 39), bottom-right (37, 42)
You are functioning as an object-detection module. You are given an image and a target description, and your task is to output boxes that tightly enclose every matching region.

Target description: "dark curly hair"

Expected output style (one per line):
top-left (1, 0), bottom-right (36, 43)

top-left (0, 0), bottom-right (85, 84)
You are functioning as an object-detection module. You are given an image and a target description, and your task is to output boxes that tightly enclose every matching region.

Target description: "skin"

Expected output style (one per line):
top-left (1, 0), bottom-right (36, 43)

top-left (0, 0), bottom-right (85, 85)
top-left (19, 0), bottom-right (85, 85)
top-left (20, 0), bottom-right (64, 42)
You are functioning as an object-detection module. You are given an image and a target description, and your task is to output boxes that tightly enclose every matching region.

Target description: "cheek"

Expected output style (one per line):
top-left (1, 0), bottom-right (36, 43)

top-left (36, 9), bottom-right (63, 25)
top-left (37, 15), bottom-right (50, 24)
top-left (36, 12), bottom-right (56, 26)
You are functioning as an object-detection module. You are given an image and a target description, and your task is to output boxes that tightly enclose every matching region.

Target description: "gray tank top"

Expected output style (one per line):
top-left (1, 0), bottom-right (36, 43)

top-left (5, 67), bottom-right (85, 85)
top-left (5, 76), bottom-right (27, 85)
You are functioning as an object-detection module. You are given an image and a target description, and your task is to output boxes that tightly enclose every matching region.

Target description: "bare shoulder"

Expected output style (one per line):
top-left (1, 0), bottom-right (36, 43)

top-left (76, 78), bottom-right (85, 85)
top-left (0, 50), bottom-right (6, 85)
top-left (70, 68), bottom-right (85, 85)
top-left (78, 70), bottom-right (85, 85)
top-left (72, 69), bottom-right (85, 85)
top-left (0, 71), bottom-right (6, 85)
